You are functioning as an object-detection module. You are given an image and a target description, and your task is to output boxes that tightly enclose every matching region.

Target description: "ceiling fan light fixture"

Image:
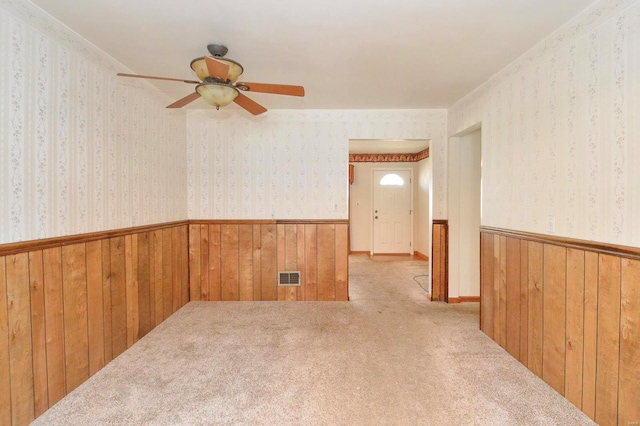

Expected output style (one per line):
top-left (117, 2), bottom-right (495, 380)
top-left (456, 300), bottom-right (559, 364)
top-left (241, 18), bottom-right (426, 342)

top-left (190, 57), bottom-right (244, 82)
top-left (196, 81), bottom-right (239, 108)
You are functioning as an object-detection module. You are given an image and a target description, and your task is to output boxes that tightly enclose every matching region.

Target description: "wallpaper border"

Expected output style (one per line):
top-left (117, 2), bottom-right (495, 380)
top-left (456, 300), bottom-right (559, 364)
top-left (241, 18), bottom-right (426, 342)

top-left (349, 148), bottom-right (429, 163)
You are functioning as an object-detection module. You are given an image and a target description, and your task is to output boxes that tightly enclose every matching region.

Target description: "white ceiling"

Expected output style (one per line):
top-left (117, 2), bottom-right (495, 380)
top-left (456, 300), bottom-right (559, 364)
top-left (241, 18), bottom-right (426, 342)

top-left (349, 140), bottom-right (429, 154)
top-left (32, 0), bottom-right (595, 110)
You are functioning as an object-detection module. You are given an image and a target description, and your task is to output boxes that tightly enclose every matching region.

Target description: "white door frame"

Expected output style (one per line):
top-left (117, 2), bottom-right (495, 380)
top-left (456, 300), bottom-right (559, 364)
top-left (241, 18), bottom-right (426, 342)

top-left (447, 123), bottom-right (482, 301)
top-left (370, 167), bottom-right (414, 255)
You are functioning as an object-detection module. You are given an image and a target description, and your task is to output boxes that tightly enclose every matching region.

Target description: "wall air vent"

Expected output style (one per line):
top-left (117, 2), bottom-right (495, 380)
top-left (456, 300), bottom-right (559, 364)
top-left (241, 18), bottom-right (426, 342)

top-left (278, 271), bottom-right (301, 286)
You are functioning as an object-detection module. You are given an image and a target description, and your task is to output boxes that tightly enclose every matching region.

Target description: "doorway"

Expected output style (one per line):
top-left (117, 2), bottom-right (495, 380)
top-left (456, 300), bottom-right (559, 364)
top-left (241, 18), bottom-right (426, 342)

top-left (348, 139), bottom-right (432, 301)
top-left (447, 126), bottom-right (481, 302)
top-left (372, 169), bottom-right (412, 254)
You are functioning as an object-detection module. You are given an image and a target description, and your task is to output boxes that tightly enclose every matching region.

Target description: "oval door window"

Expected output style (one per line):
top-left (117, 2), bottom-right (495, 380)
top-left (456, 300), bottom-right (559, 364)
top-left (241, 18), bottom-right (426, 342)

top-left (379, 173), bottom-right (404, 186)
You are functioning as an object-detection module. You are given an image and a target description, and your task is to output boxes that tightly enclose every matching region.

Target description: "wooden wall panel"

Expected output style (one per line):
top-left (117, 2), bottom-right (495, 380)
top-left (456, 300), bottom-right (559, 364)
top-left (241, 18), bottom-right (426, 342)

top-left (296, 224), bottom-right (306, 302)
top-left (498, 236), bottom-right (507, 349)
top-left (440, 225), bottom-right (447, 301)
top-left (276, 224), bottom-right (286, 301)
top-left (180, 226), bottom-right (189, 306)
top-left (199, 225), bottom-right (209, 301)
top-left (518, 240), bottom-right (528, 367)
top-left (0, 257), bottom-right (12, 425)
top-left (492, 235), bottom-right (501, 346)
top-left (148, 233), bottom-right (158, 329)
top-left (86, 242), bottom-right (105, 377)
top-left (43, 248), bottom-right (65, 406)
top-left (335, 224), bottom-right (349, 302)
top-left (28, 251), bottom-right (48, 416)
top-left (161, 229), bottom-right (174, 320)
top-left (6, 254), bottom-right (35, 425)
top-left (238, 225), bottom-right (254, 301)
top-left (61, 244), bottom-right (90, 394)
top-left (564, 248), bottom-right (584, 408)
top-left (431, 221), bottom-right (448, 301)
top-left (137, 233), bottom-right (151, 338)
top-left (480, 228), bottom-right (640, 425)
top-left (619, 258), bottom-right (640, 425)
top-left (0, 222), bottom-right (190, 426)
top-left (189, 221), bottom-right (348, 302)
top-left (188, 225), bottom-right (201, 302)
top-left (125, 236), bottom-right (140, 348)
top-left (305, 225), bottom-right (318, 301)
top-left (595, 254), bottom-right (621, 426)
top-left (171, 228), bottom-right (181, 313)
top-left (150, 230), bottom-right (164, 326)
top-left (209, 225), bottom-right (222, 301)
top-left (480, 233), bottom-right (494, 339)
top-left (317, 224), bottom-right (336, 301)
top-left (260, 225), bottom-right (277, 301)
top-left (252, 225), bottom-right (262, 301)
top-left (110, 237), bottom-right (127, 358)
top-left (432, 225), bottom-right (442, 301)
top-left (505, 237), bottom-right (521, 359)
top-left (101, 240), bottom-right (113, 363)
top-left (581, 251), bottom-right (598, 420)
top-left (542, 244), bottom-right (566, 395)
top-left (221, 225), bottom-right (240, 301)
top-left (527, 241), bottom-right (544, 378)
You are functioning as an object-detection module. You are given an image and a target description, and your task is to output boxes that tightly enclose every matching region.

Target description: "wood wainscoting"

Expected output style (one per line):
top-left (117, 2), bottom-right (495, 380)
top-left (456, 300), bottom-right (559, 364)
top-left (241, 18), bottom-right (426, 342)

top-left (480, 227), bottom-right (640, 425)
top-left (431, 220), bottom-right (448, 302)
top-left (188, 220), bottom-right (349, 302)
top-left (0, 219), bottom-right (347, 425)
top-left (0, 222), bottom-right (189, 426)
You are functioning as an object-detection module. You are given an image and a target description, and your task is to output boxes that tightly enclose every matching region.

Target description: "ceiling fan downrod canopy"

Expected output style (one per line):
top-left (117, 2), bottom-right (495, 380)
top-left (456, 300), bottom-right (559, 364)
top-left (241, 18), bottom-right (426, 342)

top-left (207, 44), bottom-right (228, 57)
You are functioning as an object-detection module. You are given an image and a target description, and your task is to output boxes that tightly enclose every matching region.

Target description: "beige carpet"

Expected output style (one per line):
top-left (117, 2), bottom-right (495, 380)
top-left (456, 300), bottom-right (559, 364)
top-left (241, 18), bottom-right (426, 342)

top-left (33, 255), bottom-right (594, 425)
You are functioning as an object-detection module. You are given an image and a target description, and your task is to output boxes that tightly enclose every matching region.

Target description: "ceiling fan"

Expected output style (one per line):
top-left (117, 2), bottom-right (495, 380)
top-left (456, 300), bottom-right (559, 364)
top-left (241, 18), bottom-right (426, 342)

top-left (117, 44), bottom-right (305, 115)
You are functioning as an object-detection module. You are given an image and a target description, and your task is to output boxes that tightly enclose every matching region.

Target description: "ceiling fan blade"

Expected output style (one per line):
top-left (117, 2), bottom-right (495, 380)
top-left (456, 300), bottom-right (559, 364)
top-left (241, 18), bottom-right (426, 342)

top-left (234, 93), bottom-right (267, 115)
top-left (117, 73), bottom-right (200, 84)
top-left (205, 56), bottom-right (230, 81)
top-left (237, 82), bottom-right (305, 97)
top-left (166, 92), bottom-right (201, 108)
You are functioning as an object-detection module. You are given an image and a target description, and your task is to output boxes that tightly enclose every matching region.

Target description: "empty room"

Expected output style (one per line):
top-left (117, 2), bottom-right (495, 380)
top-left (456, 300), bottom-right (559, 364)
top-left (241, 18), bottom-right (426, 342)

top-left (0, 0), bottom-right (638, 424)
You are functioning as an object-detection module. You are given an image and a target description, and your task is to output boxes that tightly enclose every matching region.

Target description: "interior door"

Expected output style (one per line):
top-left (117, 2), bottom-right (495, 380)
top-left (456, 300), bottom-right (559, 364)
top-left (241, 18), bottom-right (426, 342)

top-left (372, 170), bottom-right (412, 254)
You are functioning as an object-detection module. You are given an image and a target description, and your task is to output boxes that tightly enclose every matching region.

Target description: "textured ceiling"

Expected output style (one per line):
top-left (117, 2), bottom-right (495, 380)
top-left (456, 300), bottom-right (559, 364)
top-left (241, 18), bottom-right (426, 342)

top-left (32, 0), bottom-right (595, 110)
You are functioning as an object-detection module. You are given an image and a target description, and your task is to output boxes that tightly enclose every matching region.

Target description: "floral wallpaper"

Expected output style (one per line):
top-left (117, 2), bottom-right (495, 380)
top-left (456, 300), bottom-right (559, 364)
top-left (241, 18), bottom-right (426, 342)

top-left (187, 110), bottom-right (447, 220)
top-left (448, 0), bottom-right (640, 248)
top-left (0, 0), bottom-right (188, 244)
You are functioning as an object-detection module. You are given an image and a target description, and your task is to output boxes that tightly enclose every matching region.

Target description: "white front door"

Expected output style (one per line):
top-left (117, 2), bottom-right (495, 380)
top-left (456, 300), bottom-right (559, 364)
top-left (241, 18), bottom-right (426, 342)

top-left (372, 170), bottom-right (412, 254)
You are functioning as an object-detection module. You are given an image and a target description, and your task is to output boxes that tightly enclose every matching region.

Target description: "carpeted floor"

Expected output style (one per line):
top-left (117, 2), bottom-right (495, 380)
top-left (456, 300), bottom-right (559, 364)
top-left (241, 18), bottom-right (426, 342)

top-left (33, 255), bottom-right (594, 425)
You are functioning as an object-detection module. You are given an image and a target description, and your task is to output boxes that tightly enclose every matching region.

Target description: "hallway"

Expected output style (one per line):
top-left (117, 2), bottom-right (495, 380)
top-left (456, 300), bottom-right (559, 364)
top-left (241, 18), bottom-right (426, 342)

top-left (348, 254), bottom-right (430, 301)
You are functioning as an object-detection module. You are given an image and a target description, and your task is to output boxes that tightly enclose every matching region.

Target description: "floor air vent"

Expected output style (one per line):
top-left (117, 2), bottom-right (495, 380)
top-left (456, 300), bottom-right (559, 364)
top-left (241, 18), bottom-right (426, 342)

top-left (278, 271), bottom-right (301, 286)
